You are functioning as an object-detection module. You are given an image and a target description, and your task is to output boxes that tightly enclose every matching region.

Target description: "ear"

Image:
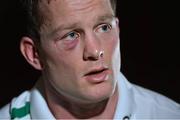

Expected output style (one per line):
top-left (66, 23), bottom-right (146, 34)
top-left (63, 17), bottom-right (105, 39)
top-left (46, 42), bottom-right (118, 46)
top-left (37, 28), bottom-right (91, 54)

top-left (20, 37), bottom-right (43, 70)
top-left (115, 17), bottom-right (120, 33)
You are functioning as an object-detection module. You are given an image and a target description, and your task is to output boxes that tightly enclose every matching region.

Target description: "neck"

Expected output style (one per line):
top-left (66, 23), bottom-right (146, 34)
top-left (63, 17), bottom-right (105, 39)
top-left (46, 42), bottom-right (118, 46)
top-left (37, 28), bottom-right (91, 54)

top-left (43, 80), bottom-right (118, 119)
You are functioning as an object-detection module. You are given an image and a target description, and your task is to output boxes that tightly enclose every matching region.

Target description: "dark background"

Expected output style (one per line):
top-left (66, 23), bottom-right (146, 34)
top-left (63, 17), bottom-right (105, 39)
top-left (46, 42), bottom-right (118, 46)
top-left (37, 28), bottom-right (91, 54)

top-left (0, 0), bottom-right (179, 108)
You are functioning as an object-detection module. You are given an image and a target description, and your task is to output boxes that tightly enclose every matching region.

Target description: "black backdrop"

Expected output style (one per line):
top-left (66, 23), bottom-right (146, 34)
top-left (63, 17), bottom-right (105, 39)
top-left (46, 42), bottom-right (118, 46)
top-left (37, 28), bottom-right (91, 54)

top-left (0, 0), bottom-right (179, 108)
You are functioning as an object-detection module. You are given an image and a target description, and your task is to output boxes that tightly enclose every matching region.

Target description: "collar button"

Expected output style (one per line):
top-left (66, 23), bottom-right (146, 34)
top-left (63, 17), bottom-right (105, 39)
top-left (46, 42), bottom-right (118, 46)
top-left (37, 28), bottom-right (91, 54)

top-left (123, 116), bottom-right (130, 120)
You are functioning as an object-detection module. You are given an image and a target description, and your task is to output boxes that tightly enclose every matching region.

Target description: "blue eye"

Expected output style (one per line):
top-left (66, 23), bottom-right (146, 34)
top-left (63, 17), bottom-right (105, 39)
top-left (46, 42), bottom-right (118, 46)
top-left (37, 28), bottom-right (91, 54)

top-left (102, 25), bottom-right (109, 31)
top-left (97, 24), bottom-right (112, 33)
top-left (65, 31), bottom-right (79, 41)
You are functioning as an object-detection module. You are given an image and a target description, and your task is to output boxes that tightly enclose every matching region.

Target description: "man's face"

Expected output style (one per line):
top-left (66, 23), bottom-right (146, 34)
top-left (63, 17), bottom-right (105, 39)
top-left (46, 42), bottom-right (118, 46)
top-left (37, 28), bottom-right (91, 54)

top-left (38, 0), bottom-right (120, 104)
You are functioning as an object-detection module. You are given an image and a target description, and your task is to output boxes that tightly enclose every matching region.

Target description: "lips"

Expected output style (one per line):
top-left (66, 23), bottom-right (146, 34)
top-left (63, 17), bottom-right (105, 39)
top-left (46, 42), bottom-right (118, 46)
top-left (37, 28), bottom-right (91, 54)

top-left (84, 67), bottom-right (111, 84)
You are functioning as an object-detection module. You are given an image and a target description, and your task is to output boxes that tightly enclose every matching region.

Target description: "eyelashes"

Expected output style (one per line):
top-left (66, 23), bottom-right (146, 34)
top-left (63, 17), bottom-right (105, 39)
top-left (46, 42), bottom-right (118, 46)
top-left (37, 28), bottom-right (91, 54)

top-left (63, 31), bottom-right (80, 41)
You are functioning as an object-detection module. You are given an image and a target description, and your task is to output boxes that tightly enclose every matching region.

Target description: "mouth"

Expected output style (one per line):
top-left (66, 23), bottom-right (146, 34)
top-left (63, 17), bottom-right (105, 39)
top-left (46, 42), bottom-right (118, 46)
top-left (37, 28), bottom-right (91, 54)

top-left (85, 68), bottom-right (107, 76)
top-left (84, 67), bottom-right (111, 84)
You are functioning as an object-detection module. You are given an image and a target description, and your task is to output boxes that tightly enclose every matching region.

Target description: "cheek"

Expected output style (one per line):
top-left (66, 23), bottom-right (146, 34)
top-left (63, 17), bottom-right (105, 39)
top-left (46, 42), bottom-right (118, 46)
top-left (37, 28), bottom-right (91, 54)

top-left (40, 41), bottom-right (71, 73)
top-left (40, 40), bottom-right (83, 81)
top-left (100, 28), bottom-right (119, 55)
top-left (48, 48), bottom-right (82, 78)
top-left (104, 35), bottom-right (119, 59)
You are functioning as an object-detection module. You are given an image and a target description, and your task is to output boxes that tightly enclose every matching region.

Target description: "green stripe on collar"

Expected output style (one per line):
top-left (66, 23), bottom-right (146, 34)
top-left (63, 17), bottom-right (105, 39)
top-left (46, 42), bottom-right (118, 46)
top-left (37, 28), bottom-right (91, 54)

top-left (11, 102), bottom-right (30, 119)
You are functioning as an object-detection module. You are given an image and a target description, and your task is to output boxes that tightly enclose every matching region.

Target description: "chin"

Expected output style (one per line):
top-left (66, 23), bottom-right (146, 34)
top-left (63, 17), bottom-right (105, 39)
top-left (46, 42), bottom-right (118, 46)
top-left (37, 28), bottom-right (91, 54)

top-left (81, 81), bottom-right (116, 103)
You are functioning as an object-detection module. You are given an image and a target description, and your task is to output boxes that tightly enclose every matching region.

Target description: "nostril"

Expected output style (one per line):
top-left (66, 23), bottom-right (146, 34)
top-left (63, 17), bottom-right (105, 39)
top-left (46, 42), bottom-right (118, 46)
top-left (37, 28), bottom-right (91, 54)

top-left (99, 51), bottom-right (104, 57)
top-left (83, 49), bottom-right (104, 61)
top-left (83, 55), bottom-right (98, 61)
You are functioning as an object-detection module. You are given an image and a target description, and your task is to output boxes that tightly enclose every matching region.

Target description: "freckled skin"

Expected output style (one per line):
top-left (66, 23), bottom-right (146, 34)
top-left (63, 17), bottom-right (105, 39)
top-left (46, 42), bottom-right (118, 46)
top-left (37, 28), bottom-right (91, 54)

top-left (34, 0), bottom-right (120, 118)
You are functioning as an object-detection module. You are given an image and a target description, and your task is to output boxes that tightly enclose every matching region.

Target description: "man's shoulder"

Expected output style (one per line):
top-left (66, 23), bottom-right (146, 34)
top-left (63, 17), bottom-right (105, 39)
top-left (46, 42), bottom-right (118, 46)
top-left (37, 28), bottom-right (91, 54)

top-left (0, 91), bottom-right (31, 119)
top-left (131, 83), bottom-right (180, 118)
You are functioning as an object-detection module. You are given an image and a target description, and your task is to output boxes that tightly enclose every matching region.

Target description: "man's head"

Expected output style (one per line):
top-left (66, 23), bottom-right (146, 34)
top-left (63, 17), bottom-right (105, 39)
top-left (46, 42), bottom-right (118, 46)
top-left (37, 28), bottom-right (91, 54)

top-left (20, 0), bottom-right (120, 104)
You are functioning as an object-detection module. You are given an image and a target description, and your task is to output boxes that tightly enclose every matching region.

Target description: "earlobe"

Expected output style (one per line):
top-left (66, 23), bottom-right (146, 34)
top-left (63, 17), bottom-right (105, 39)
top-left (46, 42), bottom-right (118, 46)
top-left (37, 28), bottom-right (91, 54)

top-left (20, 37), bottom-right (43, 70)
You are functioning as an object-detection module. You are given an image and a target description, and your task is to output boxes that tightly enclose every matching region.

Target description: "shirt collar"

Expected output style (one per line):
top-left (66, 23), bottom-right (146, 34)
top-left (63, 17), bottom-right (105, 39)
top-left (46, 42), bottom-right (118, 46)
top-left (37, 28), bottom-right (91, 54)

top-left (114, 72), bottom-right (133, 119)
top-left (30, 72), bottom-right (133, 119)
top-left (30, 78), bottom-right (55, 119)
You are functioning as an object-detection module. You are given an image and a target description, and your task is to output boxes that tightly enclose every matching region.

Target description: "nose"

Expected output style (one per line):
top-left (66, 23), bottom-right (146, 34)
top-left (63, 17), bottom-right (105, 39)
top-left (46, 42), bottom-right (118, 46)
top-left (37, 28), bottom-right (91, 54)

top-left (83, 34), bottom-right (104, 61)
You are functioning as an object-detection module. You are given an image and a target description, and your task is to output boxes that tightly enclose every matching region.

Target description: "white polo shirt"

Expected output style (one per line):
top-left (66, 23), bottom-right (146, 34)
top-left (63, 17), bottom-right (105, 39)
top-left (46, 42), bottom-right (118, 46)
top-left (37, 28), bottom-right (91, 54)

top-left (0, 72), bottom-right (180, 119)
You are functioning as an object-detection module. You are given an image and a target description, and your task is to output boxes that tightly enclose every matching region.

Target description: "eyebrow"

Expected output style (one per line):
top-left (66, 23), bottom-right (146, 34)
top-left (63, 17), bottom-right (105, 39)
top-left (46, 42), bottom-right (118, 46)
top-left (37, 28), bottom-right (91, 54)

top-left (46, 23), bottom-right (79, 39)
top-left (97, 14), bottom-right (115, 22)
top-left (47, 14), bottom-right (115, 38)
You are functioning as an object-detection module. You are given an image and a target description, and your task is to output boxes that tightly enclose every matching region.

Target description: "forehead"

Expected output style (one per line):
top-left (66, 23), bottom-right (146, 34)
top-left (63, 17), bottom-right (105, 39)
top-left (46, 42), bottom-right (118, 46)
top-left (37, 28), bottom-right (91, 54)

top-left (39, 0), bottom-right (114, 36)
top-left (39, 0), bottom-right (113, 18)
